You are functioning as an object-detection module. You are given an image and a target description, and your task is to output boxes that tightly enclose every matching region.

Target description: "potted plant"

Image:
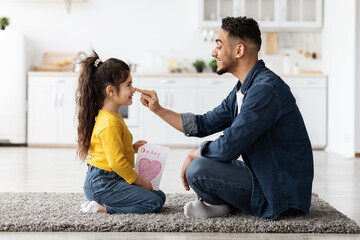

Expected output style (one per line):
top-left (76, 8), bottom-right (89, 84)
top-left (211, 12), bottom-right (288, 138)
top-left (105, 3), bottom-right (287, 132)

top-left (209, 59), bottom-right (217, 73)
top-left (192, 59), bottom-right (206, 73)
top-left (0, 17), bottom-right (9, 30)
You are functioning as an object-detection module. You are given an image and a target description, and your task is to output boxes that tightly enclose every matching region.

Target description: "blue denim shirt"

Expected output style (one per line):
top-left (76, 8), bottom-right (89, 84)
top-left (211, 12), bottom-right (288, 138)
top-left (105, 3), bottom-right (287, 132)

top-left (181, 60), bottom-right (314, 220)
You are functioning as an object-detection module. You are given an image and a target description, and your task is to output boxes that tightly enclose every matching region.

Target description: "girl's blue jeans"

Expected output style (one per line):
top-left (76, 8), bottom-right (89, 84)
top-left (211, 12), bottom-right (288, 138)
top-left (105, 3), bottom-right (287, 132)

top-left (83, 164), bottom-right (166, 214)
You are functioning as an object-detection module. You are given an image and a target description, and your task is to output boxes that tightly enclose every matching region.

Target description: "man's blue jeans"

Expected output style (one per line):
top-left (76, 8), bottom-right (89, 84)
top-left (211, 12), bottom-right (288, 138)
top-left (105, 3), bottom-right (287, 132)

top-left (186, 157), bottom-right (253, 215)
top-left (84, 164), bottom-right (166, 214)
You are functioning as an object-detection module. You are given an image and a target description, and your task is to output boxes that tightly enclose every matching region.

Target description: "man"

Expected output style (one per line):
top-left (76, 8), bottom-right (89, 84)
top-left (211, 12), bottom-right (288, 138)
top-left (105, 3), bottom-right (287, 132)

top-left (136, 16), bottom-right (313, 220)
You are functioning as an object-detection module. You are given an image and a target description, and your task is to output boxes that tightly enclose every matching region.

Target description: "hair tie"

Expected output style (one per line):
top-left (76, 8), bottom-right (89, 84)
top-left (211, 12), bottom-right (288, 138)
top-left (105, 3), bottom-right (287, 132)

top-left (94, 58), bottom-right (102, 67)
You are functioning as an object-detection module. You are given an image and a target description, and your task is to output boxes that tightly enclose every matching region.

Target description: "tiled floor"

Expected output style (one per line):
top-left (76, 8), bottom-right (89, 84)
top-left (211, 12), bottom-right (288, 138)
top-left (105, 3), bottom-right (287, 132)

top-left (0, 147), bottom-right (359, 239)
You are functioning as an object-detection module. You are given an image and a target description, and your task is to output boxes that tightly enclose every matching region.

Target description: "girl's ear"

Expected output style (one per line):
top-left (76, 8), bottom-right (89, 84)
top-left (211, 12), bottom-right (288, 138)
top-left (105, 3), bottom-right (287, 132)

top-left (105, 85), bottom-right (114, 97)
top-left (235, 43), bottom-right (245, 59)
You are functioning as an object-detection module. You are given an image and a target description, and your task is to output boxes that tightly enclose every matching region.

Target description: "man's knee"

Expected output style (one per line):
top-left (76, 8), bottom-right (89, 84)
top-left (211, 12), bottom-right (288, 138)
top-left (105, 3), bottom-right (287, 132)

top-left (186, 157), bottom-right (208, 181)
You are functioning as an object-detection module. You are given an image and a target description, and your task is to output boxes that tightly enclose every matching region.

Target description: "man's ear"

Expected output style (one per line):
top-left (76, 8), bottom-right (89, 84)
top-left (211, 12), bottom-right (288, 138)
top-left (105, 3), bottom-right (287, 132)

top-left (235, 43), bottom-right (245, 58)
top-left (106, 85), bottom-right (114, 97)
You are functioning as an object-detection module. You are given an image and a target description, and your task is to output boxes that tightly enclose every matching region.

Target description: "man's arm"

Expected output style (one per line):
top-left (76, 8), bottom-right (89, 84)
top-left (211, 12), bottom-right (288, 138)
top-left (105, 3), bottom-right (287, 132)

top-left (135, 88), bottom-right (184, 133)
top-left (136, 88), bottom-right (201, 191)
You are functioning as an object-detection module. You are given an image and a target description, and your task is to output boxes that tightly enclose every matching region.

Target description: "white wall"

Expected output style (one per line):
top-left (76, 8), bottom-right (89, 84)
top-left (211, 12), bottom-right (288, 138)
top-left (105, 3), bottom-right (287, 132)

top-left (323, 0), bottom-right (357, 158)
top-left (0, 0), bottom-right (217, 73)
top-left (356, 0), bottom-right (360, 154)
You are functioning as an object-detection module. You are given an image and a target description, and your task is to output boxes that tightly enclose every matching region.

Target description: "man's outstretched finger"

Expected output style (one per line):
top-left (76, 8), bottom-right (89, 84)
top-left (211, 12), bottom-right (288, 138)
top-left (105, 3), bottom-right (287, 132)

top-left (135, 88), bottom-right (155, 98)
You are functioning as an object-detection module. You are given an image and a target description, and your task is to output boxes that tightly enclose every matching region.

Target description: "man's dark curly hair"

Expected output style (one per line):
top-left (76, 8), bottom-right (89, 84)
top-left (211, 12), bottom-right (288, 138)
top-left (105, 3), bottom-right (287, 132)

top-left (221, 16), bottom-right (262, 52)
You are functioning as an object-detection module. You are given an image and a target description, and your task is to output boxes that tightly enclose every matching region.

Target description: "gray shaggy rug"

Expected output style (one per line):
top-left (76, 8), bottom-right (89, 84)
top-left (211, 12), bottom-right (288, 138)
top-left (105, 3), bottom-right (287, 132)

top-left (0, 192), bottom-right (359, 233)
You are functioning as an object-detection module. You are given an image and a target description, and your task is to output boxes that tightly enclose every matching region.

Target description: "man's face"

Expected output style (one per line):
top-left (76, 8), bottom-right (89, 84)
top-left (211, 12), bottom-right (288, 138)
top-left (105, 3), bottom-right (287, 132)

top-left (211, 29), bottom-right (236, 75)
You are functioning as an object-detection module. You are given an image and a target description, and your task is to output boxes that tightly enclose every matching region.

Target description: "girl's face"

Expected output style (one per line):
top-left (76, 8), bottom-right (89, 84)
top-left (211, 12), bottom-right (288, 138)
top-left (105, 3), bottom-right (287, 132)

top-left (114, 74), bottom-right (135, 106)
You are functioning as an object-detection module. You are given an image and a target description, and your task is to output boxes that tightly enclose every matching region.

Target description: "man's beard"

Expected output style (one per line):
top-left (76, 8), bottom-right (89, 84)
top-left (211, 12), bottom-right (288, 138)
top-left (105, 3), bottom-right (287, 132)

top-left (216, 59), bottom-right (234, 75)
top-left (216, 68), bottom-right (227, 75)
top-left (216, 63), bottom-right (230, 75)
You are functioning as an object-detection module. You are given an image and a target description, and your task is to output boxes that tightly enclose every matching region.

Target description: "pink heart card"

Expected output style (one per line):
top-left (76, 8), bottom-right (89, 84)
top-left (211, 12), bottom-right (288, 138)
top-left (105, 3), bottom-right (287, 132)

top-left (135, 144), bottom-right (169, 190)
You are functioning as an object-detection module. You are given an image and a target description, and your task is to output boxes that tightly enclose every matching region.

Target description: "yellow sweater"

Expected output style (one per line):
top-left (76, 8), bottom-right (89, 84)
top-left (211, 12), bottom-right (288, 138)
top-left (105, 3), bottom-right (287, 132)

top-left (87, 109), bottom-right (138, 184)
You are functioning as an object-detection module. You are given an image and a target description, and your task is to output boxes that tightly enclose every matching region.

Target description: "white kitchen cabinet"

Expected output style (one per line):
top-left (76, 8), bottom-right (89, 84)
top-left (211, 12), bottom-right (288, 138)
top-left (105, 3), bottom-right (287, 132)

top-left (26, 74), bottom-right (327, 149)
top-left (137, 75), bottom-right (235, 146)
top-left (138, 77), bottom-right (198, 146)
top-left (285, 76), bottom-right (327, 148)
top-left (28, 75), bottom-right (77, 146)
top-left (281, 0), bottom-right (322, 28)
top-left (240, 0), bottom-right (280, 28)
top-left (197, 76), bottom-right (235, 144)
top-left (198, 0), bottom-right (322, 30)
top-left (138, 86), bottom-right (168, 145)
top-left (136, 75), bottom-right (328, 149)
top-left (199, 0), bottom-right (237, 28)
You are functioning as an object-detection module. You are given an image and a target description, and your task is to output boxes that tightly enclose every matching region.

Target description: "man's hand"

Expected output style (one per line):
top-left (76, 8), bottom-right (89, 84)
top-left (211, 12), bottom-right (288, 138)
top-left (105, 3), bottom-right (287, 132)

top-left (135, 87), bottom-right (185, 133)
top-left (133, 140), bottom-right (147, 153)
top-left (181, 149), bottom-right (201, 191)
top-left (135, 88), bottom-right (162, 114)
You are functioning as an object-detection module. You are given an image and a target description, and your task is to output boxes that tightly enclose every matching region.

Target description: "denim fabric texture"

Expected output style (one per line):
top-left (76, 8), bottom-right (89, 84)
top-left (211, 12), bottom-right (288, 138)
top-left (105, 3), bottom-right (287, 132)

top-left (186, 157), bottom-right (253, 214)
top-left (84, 164), bottom-right (166, 214)
top-left (181, 60), bottom-right (314, 220)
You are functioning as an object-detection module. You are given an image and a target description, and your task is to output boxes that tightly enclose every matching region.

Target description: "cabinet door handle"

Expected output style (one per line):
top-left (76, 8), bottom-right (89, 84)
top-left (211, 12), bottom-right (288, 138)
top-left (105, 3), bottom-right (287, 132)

top-left (305, 80), bottom-right (317, 86)
top-left (58, 91), bottom-right (63, 107)
top-left (161, 79), bottom-right (176, 84)
top-left (164, 93), bottom-right (168, 107)
top-left (208, 80), bottom-right (222, 85)
top-left (52, 79), bottom-right (66, 83)
top-left (53, 91), bottom-right (58, 107)
top-left (170, 93), bottom-right (173, 108)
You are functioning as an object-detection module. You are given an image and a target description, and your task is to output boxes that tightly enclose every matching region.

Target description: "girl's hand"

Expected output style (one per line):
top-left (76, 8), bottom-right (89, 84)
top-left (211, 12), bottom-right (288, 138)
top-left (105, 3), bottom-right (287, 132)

top-left (133, 140), bottom-right (147, 153)
top-left (134, 175), bottom-right (153, 191)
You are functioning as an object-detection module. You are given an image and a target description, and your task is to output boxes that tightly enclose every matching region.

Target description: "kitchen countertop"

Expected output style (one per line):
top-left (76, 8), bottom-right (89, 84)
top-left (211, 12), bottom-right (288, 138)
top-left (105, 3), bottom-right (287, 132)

top-left (28, 71), bottom-right (327, 78)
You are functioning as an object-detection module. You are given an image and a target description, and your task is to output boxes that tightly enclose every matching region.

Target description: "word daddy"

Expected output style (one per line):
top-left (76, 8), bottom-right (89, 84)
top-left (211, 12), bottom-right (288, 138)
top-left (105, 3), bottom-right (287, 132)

top-left (140, 147), bottom-right (161, 158)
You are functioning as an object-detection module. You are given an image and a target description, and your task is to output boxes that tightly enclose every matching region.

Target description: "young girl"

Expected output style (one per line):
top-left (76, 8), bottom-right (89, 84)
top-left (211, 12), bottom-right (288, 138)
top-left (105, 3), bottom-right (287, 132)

top-left (76, 50), bottom-right (166, 214)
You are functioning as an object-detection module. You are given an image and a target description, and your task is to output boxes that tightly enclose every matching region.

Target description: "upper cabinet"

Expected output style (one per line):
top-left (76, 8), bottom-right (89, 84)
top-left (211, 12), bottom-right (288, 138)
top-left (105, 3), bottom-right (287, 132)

top-left (199, 0), bottom-right (237, 28)
top-left (198, 0), bottom-right (323, 30)
top-left (281, 0), bottom-right (322, 28)
top-left (241, 0), bottom-right (279, 28)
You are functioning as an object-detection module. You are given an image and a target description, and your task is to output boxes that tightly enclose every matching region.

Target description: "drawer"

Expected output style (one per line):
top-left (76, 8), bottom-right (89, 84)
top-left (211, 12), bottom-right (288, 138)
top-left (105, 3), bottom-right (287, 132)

top-left (198, 77), bottom-right (230, 88)
top-left (291, 78), bottom-right (326, 88)
top-left (28, 76), bottom-right (77, 87)
top-left (136, 77), bottom-right (197, 88)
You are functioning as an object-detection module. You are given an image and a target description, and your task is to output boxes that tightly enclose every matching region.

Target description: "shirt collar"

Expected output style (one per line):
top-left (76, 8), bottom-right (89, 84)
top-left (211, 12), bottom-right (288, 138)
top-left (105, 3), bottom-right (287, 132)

top-left (239, 59), bottom-right (265, 94)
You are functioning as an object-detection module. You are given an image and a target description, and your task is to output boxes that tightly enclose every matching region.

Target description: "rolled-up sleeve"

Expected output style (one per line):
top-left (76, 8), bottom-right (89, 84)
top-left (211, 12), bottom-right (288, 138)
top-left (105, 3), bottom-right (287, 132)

top-left (181, 112), bottom-right (198, 136)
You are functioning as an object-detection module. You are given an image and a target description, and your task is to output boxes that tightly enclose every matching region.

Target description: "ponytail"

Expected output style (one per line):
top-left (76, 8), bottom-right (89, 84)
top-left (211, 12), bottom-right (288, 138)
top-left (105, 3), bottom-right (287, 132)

top-left (76, 50), bottom-right (102, 161)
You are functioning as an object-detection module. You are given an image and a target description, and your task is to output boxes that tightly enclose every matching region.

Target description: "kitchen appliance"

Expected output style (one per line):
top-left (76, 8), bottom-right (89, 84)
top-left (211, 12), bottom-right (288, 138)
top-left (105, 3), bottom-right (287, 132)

top-left (0, 31), bottom-right (26, 144)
